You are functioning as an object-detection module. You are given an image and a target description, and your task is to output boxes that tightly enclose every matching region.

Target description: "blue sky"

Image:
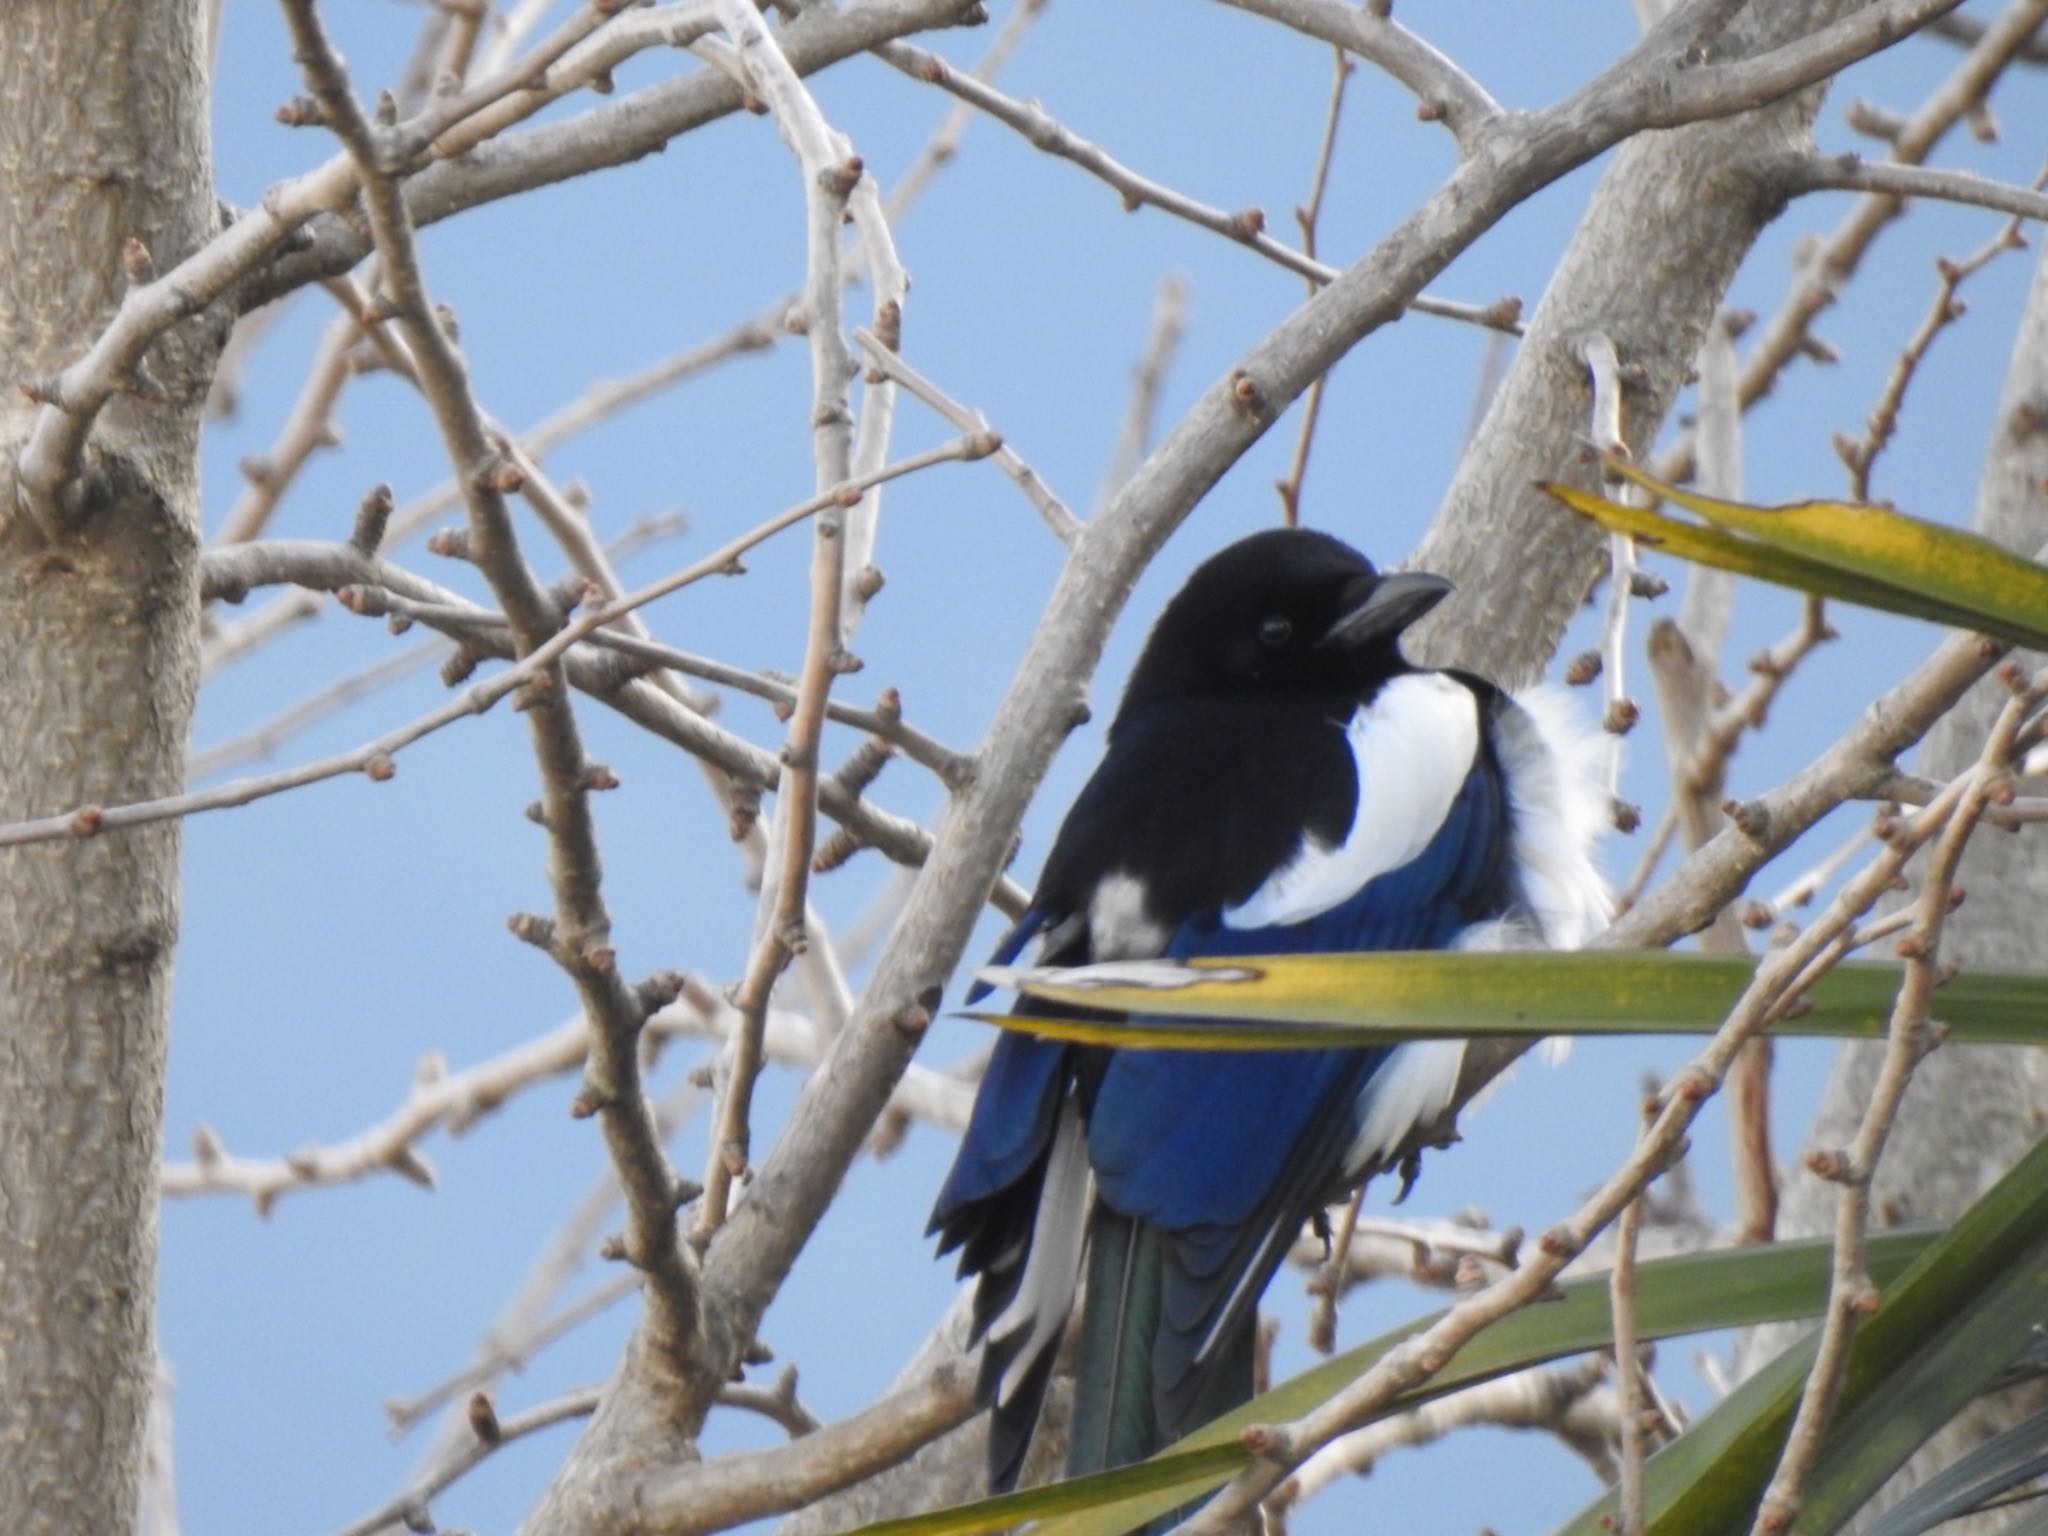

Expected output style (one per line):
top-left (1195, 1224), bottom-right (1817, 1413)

top-left (162, 4), bottom-right (2048, 1532)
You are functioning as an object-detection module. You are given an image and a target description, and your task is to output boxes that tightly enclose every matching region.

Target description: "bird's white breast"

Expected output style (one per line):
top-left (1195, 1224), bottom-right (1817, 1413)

top-left (1222, 671), bottom-right (1480, 931)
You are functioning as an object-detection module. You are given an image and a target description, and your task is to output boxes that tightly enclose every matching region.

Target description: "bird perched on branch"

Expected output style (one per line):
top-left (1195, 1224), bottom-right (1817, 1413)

top-left (930, 527), bottom-right (1610, 1491)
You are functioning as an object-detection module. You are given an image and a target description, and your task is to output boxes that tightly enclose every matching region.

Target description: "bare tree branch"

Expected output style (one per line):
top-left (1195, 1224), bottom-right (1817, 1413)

top-left (875, 38), bottom-right (1521, 334)
top-left (1763, 150), bottom-right (2048, 222)
top-left (1753, 678), bottom-right (2041, 1532)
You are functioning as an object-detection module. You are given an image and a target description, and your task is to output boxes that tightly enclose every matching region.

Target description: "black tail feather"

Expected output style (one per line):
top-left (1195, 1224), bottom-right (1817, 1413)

top-left (982, 1341), bottom-right (1060, 1493)
top-left (1068, 1208), bottom-right (1163, 1478)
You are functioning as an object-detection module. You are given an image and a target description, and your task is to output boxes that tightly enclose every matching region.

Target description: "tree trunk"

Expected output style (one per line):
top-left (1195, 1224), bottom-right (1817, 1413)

top-left (0, 4), bottom-right (217, 1531)
top-left (1409, 1), bottom-right (1855, 683)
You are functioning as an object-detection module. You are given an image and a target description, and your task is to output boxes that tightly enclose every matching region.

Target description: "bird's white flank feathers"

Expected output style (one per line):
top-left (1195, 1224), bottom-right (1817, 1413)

top-left (1224, 672), bottom-right (1480, 931)
top-left (1493, 685), bottom-right (1614, 950)
top-left (1342, 685), bottom-right (1612, 1168)
top-left (986, 1101), bottom-right (1092, 1405)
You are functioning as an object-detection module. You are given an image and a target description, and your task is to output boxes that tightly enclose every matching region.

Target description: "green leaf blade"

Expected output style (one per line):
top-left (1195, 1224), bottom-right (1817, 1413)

top-left (978, 953), bottom-right (2048, 1049)
top-left (1555, 1130), bottom-right (2048, 1536)
top-left (845, 1235), bottom-right (1936, 1536)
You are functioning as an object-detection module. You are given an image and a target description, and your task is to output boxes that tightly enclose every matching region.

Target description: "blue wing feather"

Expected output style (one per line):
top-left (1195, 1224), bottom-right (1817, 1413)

top-left (1088, 757), bottom-right (1504, 1228)
top-left (964, 906), bottom-right (1051, 1006)
top-left (929, 1028), bottom-right (1067, 1233)
top-left (1085, 751), bottom-right (1507, 1412)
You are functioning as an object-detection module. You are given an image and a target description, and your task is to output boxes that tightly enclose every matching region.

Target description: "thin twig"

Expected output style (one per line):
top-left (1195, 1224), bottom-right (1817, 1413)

top-left (214, 311), bottom-right (356, 545)
top-left (15, 0), bottom-right (695, 535)
top-left (1612, 1107), bottom-right (1652, 1536)
top-left (394, 1276), bottom-right (641, 1440)
top-left (1182, 763), bottom-right (2003, 1531)
top-left (873, 38), bottom-right (1522, 336)
top-left (1685, 599), bottom-right (1838, 804)
top-left (1268, 1359), bottom-right (1621, 1517)
top-left (1927, 8), bottom-right (2048, 61)
top-left (200, 537), bottom-right (1023, 910)
top-left (425, 2), bottom-right (719, 161)
top-left (282, 0), bottom-right (706, 1357)
top-left (1288, 1209), bottom-right (1523, 1296)
top-left (1750, 673), bottom-right (2042, 1534)
top-left (165, 980), bottom-right (974, 1212)
top-left (1308, 1183), bottom-right (1370, 1354)
top-left (382, 318), bottom-right (778, 550)
top-left (1871, 772), bottom-right (2048, 827)
top-left (1650, 309), bottom-right (1773, 1240)
top-left (1767, 150), bottom-right (2048, 228)
top-left (204, 298), bottom-right (769, 684)
top-left (1207, 0), bottom-right (1504, 155)
top-left (138, 1360), bottom-right (178, 1536)
top-left (186, 636), bottom-right (448, 782)
top-left (697, 0), bottom-right (869, 1238)
top-left (1276, 47), bottom-right (1355, 527)
top-left (1836, 189), bottom-right (2041, 499)
top-left (329, 1385), bottom-right (603, 1536)
top-left (632, 1358), bottom-right (980, 1531)
top-left (386, 1073), bottom-right (700, 1469)
top-left (1096, 276), bottom-right (1190, 515)
top-left (1581, 332), bottom-right (1641, 791)
top-left (12, 435), bottom-right (988, 853)
top-left (194, 509), bottom-right (690, 782)
top-left (335, 586), bottom-right (976, 789)
top-left (1654, 0), bottom-right (2048, 485)
top-left (852, 327), bottom-right (1080, 542)
top-left (718, 1369), bottom-right (823, 1438)
top-left (881, 0), bottom-right (1047, 220)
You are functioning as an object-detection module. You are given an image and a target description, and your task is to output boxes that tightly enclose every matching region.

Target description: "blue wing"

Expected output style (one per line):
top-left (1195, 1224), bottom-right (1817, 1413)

top-left (962, 906), bottom-right (1050, 1008)
top-left (1086, 752), bottom-right (1507, 1413)
top-left (931, 905), bottom-right (1063, 1243)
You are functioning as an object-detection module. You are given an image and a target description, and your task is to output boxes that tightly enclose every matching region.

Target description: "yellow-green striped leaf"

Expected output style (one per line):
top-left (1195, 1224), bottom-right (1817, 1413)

top-left (1540, 481), bottom-right (2029, 640)
top-left (849, 1234), bottom-right (1935, 1536)
top-left (974, 953), bottom-right (2048, 1049)
top-left (1541, 460), bottom-right (2048, 650)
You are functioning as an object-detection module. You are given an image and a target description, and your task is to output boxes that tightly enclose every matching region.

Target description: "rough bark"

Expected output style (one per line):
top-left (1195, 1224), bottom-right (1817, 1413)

top-left (0, 4), bottom-right (218, 1532)
top-left (1736, 234), bottom-right (2048, 1533)
top-left (1410, 1), bottom-right (1857, 684)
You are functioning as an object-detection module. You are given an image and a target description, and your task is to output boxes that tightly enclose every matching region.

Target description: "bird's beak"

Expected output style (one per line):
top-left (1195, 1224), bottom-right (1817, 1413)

top-left (1322, 570), bottom-right (1454, 650)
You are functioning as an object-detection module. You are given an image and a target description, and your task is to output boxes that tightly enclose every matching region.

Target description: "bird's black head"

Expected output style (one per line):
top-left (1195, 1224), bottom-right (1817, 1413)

top-left (1119, 528), bottom-right (1451, 712)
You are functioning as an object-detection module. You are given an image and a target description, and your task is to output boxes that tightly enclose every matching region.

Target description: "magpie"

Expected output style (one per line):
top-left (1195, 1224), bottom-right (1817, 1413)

top-left (929, 527), bottom-right (1610, 1491)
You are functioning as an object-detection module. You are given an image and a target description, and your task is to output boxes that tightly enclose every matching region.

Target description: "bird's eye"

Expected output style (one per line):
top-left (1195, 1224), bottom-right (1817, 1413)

top-left (1258, 615), bottom-right (1293, 648)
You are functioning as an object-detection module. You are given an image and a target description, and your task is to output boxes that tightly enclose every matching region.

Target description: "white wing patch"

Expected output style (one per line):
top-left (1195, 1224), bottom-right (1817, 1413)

top-left (1224, 672), bottom-right (1479, 931)
top-left (987, 1101), bottom-right (1092, 1405)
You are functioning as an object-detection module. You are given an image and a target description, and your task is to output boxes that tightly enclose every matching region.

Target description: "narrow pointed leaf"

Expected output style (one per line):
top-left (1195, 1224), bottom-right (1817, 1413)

top-left (975, 953), bottom-right (2048, 1048)
top-left (1604, 457), bottom-right (2048, 646)
top-left (1539, 481), bottom-right (2014, 637)
top-left (1541, 463), bottom-right (2048, 649)
top-left (847, 1234), bottom-right (1934, 1536)
top-left (1793, 1216), bottom-right (2048, 1530)
top-left (1555, 1129), bottom-right (2048, 1536)
top-left (1862, 1402), bottom-right (2048, 1536)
